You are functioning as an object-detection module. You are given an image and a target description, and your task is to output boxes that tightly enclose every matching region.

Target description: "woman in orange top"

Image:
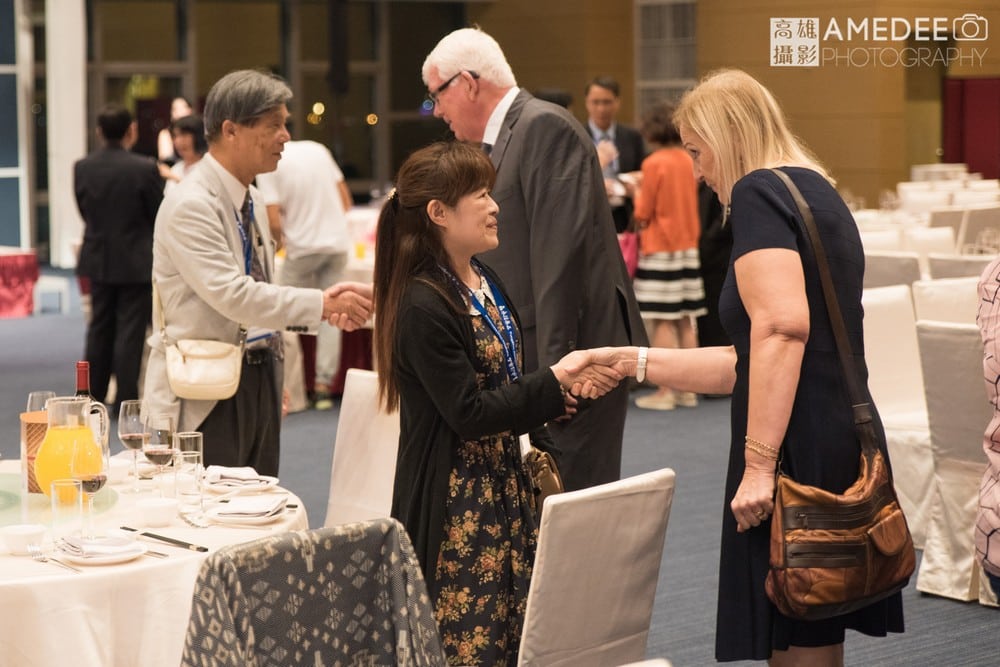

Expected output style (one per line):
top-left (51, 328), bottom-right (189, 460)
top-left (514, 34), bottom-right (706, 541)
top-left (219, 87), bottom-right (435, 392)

top-left (632, 102), bottom-right (707, 410)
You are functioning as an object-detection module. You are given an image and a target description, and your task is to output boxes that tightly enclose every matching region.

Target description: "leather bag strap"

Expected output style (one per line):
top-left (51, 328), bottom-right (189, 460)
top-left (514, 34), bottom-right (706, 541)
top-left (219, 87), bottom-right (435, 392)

top-left (769, 169), bottom-right (878, 456)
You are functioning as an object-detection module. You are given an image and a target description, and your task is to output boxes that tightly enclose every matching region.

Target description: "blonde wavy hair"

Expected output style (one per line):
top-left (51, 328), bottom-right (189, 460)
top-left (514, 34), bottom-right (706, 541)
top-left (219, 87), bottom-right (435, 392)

top-left (673, 69), bottom-right (833, 203)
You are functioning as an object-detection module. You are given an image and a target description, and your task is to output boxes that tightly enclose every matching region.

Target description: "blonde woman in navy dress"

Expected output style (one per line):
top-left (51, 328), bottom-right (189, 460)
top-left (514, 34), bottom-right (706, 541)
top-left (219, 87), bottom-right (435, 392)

top-left (579, 70), bottom-right (904, 666)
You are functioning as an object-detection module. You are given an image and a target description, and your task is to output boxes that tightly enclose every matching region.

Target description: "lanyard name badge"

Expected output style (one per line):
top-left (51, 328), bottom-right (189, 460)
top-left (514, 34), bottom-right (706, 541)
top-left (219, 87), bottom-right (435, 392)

top-left (235, 199), bottom-right (275, 347)
top-left (442, 263), bottom-right (520, 382)
top-left (234, 202), bottom-right (253, 275)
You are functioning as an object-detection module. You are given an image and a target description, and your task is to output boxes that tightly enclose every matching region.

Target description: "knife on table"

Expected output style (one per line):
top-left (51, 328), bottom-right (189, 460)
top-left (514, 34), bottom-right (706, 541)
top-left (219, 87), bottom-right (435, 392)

top-left (120, 526), bottom-right (209, 552)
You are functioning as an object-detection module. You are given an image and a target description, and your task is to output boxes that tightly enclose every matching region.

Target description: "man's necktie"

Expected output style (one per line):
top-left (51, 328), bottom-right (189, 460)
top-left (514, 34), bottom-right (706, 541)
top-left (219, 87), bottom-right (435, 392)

top-left (240, 193), bottom-right (283, 360)
top-left (482, 142), bottom-right (493, 156)
top-left (240, 194), bottom-right (266, 282)
top-left (599, 131), bottom-right (618, 177)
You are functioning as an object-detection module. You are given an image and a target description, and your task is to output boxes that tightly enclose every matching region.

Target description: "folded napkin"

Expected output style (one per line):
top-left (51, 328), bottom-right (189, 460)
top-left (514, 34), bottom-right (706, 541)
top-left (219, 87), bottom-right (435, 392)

top-left (213, 495), bottom-right (285, 517)
top-left (204, 466), bottom-right (267, 487)
top-left (59, 535), bottom-right (143, 558)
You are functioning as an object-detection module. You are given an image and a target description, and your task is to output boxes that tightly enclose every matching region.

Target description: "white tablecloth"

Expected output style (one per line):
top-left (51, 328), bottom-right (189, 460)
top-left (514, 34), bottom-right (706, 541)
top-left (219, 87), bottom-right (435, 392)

top-left (0, 460), bottom-right (308, 667)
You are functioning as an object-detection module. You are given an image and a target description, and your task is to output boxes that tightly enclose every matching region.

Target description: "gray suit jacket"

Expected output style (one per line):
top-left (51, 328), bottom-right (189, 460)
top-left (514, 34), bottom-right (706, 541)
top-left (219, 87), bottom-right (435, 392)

top-left (143, 155), bottom-right (322, 432)
top-left (481, 90), bottom-right (646, 370)
top-left (480, 91), bottom-right (647, 489)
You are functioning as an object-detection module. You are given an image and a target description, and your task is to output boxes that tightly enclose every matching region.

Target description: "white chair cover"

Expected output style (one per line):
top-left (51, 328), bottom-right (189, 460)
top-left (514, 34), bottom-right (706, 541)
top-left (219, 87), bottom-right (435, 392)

top-left (899, 189), bottom-right (951, 215)
top-left (912, 277), bottom-right (981, 324)
top-left (953, 190), bottom-right (1000, 207)
top-left (927, 207), bottom-right (967, 237)
top-left (863, 251), bottom-right (922, 288)
top-left (915, 321), bottom-right (991, 601)
top-left (323, 368), bottom-right (400, 527)
top-left (911, 163), bottom-right (968, 181)
top-left (903, 225), bottom-right (955, 256)
top-left (927, 252), bottom-right (996, 279)
top-left (861, 285), bottom-right (931, 547)
top-left (957, 206), bottom-right (1000, 249)
top-left (968, 179), bottom-right (1000, 192)
top-left (902, 227), bottom-right (956, 276)
top-left (859, 229), bottom-right (902, 252)
top-left (518, 468), bottom-right (676, 667)
top-left (616, 661), bottom-right (673, 667)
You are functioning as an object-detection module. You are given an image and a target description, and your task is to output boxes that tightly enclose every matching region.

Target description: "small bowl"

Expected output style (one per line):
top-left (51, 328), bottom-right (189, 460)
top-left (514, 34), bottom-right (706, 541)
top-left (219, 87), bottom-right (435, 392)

top-left (108, 458), bottom-right (131, 484)
top-left (137, 497), bottom-right (179, 528)
top-left (1, 524), bottom-right (47, 556)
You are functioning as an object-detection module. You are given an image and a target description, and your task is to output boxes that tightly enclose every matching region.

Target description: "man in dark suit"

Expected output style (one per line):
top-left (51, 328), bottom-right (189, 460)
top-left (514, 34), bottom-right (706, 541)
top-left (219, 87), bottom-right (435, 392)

top-left (585, 76), bottom-right (647, 233)
top-left (422, 28), bottom-right (648, 491)
top-left (75, 105), bottom-right (164, 408)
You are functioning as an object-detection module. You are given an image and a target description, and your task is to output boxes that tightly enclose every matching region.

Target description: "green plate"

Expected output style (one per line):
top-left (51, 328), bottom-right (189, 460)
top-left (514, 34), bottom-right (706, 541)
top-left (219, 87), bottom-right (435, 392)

top-left (0, 472), bottom-right (118, 527)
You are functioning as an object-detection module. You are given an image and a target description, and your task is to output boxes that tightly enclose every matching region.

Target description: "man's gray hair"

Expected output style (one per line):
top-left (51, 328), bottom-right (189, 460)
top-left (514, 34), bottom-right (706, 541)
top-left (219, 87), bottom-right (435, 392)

top-left (203, 70), bottom-right (293, 143)
top-left (422, 28), bottom-right (516, 88)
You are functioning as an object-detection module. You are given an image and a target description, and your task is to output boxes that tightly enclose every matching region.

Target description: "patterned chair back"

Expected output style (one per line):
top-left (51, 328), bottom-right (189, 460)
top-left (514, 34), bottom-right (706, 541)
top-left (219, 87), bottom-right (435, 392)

top-left (182, 518), bottom-right (447, 667)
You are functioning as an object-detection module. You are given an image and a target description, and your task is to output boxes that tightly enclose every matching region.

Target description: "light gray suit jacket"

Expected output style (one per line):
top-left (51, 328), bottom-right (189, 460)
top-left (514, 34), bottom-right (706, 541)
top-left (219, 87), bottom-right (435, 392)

top-left (480, 90), bottom-right (648, 489)
top-left (143, 155), bottom-right (322, 432)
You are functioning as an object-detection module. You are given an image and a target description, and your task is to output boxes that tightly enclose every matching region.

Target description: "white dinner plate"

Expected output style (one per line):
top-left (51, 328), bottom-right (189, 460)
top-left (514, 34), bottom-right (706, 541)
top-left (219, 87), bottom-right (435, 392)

top-left (204, 505), bottom-right (285, 526)
top-left (202, 475), bottom-right (279, 494)
top-left (57, 543), bottom-right (147, 565)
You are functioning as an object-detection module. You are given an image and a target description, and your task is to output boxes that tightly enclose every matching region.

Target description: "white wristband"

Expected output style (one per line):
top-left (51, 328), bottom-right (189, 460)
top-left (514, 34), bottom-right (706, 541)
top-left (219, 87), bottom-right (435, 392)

top-left (636, 346), bottom-right (648, 383)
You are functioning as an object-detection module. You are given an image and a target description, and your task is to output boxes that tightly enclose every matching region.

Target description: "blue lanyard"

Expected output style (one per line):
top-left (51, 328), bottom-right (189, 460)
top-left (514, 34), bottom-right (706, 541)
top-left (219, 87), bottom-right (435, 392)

top-left (441, 262), bottom-right (521, 382)
top-left (234, 202), bottom-right (253, 275)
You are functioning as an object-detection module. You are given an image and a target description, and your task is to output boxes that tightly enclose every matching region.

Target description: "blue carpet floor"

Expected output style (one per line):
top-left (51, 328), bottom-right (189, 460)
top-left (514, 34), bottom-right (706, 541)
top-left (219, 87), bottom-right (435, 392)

top-left (1, 274), bottom-right (997, 665)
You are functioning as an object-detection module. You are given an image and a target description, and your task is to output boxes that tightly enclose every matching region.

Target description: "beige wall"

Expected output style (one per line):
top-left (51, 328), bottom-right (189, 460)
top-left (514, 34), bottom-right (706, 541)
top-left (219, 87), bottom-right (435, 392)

top-left (468, 0), bottom-right (637, 125)
top-left (698, 1), bottom-right (1000, 204)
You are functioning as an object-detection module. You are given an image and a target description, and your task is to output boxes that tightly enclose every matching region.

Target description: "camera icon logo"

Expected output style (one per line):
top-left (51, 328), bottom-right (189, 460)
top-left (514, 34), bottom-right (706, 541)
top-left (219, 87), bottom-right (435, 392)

top-left (954, 13), bottom-right (988, 41)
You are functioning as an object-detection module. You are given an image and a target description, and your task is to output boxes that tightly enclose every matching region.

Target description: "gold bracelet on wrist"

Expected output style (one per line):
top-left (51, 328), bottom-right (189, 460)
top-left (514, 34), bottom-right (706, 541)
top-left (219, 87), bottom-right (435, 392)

top-left (744, 435), bottom-right (779, 460)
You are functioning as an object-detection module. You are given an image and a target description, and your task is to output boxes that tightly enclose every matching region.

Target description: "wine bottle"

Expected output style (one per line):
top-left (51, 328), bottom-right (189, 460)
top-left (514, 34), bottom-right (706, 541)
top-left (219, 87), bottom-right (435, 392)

top-left (74, 360), bottom-right (105, 446)
top-left (75, 361), bottom-right (92, 398)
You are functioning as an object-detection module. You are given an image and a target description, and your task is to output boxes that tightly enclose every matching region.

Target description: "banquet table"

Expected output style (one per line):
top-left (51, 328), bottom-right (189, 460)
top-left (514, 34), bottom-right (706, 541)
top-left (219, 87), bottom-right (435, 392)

top-left (0, 247), bottom-right (39, 319)
top-left (0, 460), bottom-right (308, 667)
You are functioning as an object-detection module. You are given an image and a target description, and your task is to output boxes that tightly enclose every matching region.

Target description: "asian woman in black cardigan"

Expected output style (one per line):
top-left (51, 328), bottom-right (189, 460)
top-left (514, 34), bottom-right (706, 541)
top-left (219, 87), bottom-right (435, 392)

top-left (372, 141), bottom-right (621, 666)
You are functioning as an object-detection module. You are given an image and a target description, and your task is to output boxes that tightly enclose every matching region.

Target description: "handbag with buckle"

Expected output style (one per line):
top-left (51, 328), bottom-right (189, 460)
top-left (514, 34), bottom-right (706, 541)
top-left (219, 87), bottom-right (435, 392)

top-left (524, 447), bottom-right (564, 514)
top-left (155, 282), bottom-right (246, 401)
top-left (763, 169), bottom-right (916, 621)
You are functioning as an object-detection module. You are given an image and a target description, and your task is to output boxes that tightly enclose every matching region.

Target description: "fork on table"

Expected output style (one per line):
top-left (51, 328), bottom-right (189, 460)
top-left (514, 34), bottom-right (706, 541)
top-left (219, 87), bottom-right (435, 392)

top-left (26, 544), bottom-right (82, 574)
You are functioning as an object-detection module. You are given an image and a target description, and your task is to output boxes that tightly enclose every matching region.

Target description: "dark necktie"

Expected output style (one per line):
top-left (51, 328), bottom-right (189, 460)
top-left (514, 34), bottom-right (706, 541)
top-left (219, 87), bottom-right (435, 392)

top-left (482, 142), bottom-right (493, 156)
top-left (240, 194), bottom-right (266, 282)
top-left (240, 193), bottom-right (283, 360)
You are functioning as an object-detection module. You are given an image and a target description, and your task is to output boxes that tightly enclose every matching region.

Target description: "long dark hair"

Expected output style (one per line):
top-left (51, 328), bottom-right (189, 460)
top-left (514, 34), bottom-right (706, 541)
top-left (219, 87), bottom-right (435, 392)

top-left (373, 141), bottom-right (496, 411)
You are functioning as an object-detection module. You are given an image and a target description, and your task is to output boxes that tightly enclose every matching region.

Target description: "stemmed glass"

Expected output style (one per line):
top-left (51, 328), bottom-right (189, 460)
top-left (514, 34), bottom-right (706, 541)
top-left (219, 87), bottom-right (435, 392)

top-left (143, 414), bottom-right (175, 496)
top-left (117, 400), bottom-right (145, 494)
top-left (26, 390), bottom-right (56, 412)
top-left (71, 431), bottom-right (110, 540)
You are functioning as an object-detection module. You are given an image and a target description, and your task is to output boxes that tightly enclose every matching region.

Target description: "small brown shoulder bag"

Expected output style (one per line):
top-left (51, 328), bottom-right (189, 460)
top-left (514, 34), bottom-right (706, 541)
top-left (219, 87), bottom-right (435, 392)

top-left (764, 169), bottom-right (916, 621)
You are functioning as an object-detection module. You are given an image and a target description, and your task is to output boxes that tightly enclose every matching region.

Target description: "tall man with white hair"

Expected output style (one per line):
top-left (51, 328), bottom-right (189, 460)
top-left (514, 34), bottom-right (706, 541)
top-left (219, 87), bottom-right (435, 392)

top-left (422, 28), bottom-right (648, 491)
top-left (144, 69), bottom-right (372, 476)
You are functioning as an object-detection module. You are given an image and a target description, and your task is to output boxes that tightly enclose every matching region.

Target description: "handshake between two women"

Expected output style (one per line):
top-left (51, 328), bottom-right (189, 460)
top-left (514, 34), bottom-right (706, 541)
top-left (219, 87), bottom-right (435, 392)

top-left (549, 347), bottom-right (641, 401)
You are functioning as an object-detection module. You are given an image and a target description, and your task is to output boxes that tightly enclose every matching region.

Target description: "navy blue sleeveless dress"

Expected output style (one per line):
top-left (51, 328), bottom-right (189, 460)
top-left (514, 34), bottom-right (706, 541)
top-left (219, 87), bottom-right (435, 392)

top-left (715, 168), bottom-right (905, 661)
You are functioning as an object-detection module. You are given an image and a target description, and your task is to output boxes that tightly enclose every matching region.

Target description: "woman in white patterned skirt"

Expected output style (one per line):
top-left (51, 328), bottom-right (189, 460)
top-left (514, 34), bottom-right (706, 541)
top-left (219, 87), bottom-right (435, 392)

top-left (631, 102), bottom-right (707, 410)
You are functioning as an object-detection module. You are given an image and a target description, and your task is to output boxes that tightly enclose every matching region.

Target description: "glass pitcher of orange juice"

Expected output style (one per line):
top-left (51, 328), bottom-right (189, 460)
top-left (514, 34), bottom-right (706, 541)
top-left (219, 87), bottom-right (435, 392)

top-left (34, 396), bottom-right (109, 498)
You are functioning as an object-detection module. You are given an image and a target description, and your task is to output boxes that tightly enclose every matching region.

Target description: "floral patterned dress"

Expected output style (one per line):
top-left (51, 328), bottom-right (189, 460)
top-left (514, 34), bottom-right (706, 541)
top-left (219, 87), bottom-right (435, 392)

top-left (431, 281), bottom-right (538, 666)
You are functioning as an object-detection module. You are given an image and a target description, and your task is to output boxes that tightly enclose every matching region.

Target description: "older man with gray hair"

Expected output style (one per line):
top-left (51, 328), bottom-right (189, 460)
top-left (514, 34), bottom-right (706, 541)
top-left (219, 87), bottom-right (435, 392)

top-left (143, 69), bottom-right (372, 476)
top-left (422, 29), bottom-right (647, 491)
